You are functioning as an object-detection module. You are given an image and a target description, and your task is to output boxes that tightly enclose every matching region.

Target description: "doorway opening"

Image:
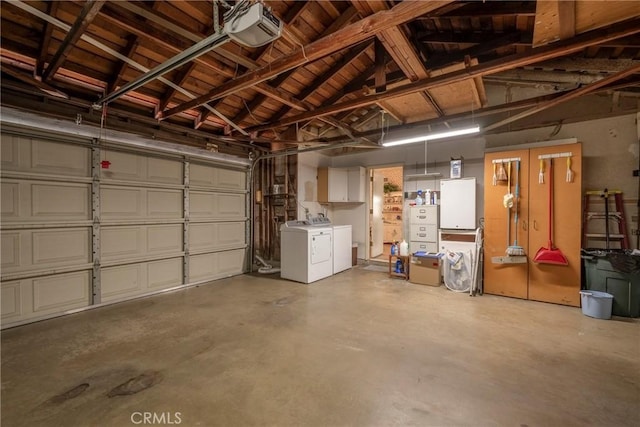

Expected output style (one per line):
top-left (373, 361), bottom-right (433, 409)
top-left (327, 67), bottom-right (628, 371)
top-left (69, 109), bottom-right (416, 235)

top-left (369, 166), bottom-right (404, 263)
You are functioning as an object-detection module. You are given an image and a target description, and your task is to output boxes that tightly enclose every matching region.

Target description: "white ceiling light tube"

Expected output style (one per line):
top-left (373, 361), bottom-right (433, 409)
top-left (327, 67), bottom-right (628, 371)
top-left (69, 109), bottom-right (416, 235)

top-left (382, 125), bottom-right (480, 147)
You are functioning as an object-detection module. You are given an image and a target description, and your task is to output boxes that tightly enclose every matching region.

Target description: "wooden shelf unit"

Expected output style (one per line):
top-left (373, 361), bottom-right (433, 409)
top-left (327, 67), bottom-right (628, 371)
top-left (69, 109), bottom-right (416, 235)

top-left (388, 254), bottom-right (410, 279)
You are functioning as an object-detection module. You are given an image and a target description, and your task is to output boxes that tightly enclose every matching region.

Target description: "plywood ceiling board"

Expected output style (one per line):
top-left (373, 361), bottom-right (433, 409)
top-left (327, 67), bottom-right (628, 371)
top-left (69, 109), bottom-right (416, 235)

top-left (575, 1), bottom-right (640, 33)
top-left (382, 93), bottom-right (438, 123)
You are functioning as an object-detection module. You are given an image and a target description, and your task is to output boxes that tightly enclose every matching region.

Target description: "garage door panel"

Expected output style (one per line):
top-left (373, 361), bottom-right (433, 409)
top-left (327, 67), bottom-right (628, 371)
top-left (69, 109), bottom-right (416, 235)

top-left (190, 192), bottom-right (215, 217)
top-left (217, 169), bottom-right (245, 190)
top-left (32, 183), bottom-right (90, 219)
top-left (147, 258), bottom-right (182, 289)
top-left (101, 187), bottom-right (143, 218)
top-left (1, 182), bottom-right (20, 218)
top-left (189, 249), bottom-right (244, 281)
top-left (190, 164), bottom-right (245, 190)
top-left (1, 136), bottom-right (19, 169)
top-left (147, 225), bottom-right (182, 253)
top-left (218, 222), bottom-right (245, 246)
top-left (189, 163), bottom-right (217, 187)
top-left (1, 281), bottom-right (21, 319)
top-left (190, 252), bottom-right (217, 281)
top-left (30, 139), bottom-right (90, 176)
top-left (101, 151), bottom-right (182, 185)
top-left (32, 228), bottom-right (90, 265)
top-left (102, 264), bottom-right (143, 300)
top-left (148, 157), bottom-right (182, 184)
top-left (189, 224), bottom-right (217, 251)
top-left (32, 271), bottom-right (90, 313)
top-left (216, 194), bottom-right (245, 217)
top-left (2, 130), bottom-right (248, 327)
top-left (2, 135), bottom-right (90, 177)
top-left (188, 223), bottom-right (244, 251)
top-left (102, 151), bottom-right (146, 181)
top-left (102, 227), bottom-right (142, 260)
top-left (1, 232), bottom-right (20, 269)
top-left (219, 249), bottom-right (245, 275)
top-left (147, 190), bottom-right (182, 218)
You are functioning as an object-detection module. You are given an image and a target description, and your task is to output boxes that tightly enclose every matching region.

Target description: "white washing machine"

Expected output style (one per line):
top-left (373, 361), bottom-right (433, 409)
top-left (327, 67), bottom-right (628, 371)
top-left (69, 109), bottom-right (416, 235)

top-left (332, 224), bottom-right (352, 274)
top-left (280, 218), bottom-right (334, 284)
top-left (439, 229), bottom-right (479, 292)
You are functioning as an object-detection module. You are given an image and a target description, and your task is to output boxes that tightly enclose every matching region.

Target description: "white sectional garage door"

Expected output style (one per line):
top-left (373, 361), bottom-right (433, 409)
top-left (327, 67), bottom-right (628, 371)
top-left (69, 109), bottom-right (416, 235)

top-left (1, 130), bottom-right (248, 328)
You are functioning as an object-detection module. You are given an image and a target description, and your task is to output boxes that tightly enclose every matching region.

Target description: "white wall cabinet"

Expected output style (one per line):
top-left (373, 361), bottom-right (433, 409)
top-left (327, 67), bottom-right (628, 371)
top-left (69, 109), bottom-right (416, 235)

top-left (318, 166), bottom-right (365, 203)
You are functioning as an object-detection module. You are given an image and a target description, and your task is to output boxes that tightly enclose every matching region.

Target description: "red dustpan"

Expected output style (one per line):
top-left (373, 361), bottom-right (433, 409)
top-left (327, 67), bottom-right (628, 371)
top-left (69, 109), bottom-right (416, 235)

top-left (533, 158), bottom-right (568, 265)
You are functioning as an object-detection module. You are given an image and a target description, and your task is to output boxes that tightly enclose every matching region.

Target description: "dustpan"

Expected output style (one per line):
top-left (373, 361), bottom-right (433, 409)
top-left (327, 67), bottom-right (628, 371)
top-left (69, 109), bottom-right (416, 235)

top-left (533, 158), bottom-right (568, 265)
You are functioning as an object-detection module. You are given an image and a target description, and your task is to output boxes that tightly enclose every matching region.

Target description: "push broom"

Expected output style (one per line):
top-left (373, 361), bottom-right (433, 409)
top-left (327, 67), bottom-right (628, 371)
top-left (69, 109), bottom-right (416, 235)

top-left (507, 159), bottom-right (525, 256)
top-left (533, 158), bottom-right (569, 265)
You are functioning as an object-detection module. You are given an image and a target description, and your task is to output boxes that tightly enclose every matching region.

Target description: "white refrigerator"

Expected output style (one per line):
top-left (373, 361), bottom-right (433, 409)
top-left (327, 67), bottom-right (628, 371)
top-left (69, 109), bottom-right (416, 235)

top-left (440, 178), bottom-right (476, 230)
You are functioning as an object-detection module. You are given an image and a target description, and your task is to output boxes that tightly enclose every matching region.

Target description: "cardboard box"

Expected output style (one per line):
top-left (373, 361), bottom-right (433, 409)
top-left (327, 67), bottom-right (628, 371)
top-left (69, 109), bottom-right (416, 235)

top-left (410, 254), bottom-right (441, 286)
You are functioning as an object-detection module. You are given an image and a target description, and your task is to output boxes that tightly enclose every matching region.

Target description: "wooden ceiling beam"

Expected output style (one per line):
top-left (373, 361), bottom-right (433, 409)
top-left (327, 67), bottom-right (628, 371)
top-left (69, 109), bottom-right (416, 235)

top-left (35, 0), bottom-right (58, 78)
top-left (418, 31), bottom-right (533, 45)
top-left (1, 63), bottom-right (69, 99)
top-left (99, 6), bottom-right (235, 78)
top-left (231, 1), bottom-right (314, 125)
top-left (483, 62), bottom-right (640, 132)
top-left (155, 62), bottom-right (197, 118)
top-left (106, 35), bottom-right (139, 94)
top-left (325, 91), bottom-right (573, 143)
top-left (351, 0), bottom-right (477, 121)
top-left (231, 70), bottom-right (296, 125)
top-left (42, 0), bottom-right (106, 83)
top-left (160, 1), bottom-right (454, 119)
top-left (194, 100), bottom-right (225, 130)
top-left (100, 4), bottom-right (310, 125)
top-left (114, 1), bottom-right (258, 70)
top-left (238, 5), bottom-right (361, 126)
top-left (266, 40), bottom-right (371, 125)
top-left (433, 2), bottom-right (537, 18)
top-left (425, 31), bottom-right (524, 70)
top-left (246, 17), bottom-right (640, 132)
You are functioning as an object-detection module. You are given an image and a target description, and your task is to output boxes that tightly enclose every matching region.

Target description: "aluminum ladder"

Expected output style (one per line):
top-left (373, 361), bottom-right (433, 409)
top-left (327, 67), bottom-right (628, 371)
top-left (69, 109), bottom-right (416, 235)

top-left (582, 189), bottom-right (629, 249)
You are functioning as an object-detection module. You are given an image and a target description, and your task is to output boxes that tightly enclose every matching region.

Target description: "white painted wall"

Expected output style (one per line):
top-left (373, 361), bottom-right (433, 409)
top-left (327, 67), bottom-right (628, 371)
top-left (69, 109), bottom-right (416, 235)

top-left (296, 151), bottom-right (330, 219)
top-left (299, 112), bottom-right (640, 252)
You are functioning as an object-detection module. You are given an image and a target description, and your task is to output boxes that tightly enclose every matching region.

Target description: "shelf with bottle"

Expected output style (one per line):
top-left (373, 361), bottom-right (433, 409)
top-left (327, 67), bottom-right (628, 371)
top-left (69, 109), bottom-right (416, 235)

top-left (383, 191), bottom-right (404, 213)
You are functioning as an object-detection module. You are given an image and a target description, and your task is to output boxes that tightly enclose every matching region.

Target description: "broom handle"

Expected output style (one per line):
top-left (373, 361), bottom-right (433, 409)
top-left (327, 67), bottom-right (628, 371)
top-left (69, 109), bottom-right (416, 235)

top-left (548, 158), bottom-right (553, 247)
top-left (514, 160), bottom-right (519, 242)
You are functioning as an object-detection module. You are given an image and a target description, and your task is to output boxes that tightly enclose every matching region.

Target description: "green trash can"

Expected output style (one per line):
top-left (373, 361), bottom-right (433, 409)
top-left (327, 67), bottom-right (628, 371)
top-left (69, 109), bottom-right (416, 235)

top-left (582, 250), bottom-right (640, 318)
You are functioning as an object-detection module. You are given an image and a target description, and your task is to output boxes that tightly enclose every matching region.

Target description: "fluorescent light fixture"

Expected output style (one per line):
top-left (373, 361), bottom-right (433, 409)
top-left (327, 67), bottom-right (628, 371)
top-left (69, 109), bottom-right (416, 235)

top-left (382, 125), bottom-right (480, 147)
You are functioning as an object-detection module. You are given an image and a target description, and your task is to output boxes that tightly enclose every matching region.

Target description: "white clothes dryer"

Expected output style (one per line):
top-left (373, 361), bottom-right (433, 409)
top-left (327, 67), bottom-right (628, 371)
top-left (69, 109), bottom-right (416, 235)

top-left (280, 219), bottom-right (334, 284)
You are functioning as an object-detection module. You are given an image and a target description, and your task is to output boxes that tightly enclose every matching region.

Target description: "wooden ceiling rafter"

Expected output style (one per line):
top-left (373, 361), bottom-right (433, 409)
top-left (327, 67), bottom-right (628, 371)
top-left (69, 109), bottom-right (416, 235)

top-left (230, 1), bottom-right (310, 125)
top-left (42, 0), bottom-right (106, 83)
top-left (106, 35), bottom-right (140, 94)
top-left (232, 4), bottom-right (361, 130)
top-left (35, 0), bottom-right (58, 78)
top-left (425, 31), bottom-right (525, 70)
top-left (98, 3), bottom-right (305, 130)
top-left (483, 62), bottom-right (640, 132)
top-left (247, 17), bottom-right (640, 133)
top-left (159, 0), bottom-right (455, 119)
top-left (265, 40), bottom-right (372, 126)
top-left (351, 0), bottom-right (446, 120)
top-left (2, 62), bottom-right (68, 98)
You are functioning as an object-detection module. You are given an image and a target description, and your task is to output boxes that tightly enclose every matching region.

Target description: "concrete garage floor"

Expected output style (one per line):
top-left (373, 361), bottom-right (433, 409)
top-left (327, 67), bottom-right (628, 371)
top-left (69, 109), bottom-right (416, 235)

top-left (2, 267), bottom-right (639, 426)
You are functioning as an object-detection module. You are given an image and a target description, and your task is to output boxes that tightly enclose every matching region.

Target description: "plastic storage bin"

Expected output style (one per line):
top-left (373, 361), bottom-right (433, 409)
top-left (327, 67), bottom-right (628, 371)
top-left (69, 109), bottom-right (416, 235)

top-left (582, 250), bottom-right (640, 317)
top-left (579, 290), bottom-right (613, 319)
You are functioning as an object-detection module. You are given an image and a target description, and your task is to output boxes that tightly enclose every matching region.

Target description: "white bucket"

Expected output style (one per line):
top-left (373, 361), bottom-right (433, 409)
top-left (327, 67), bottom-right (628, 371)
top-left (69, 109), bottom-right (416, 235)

top-left (579, 290), bottom-right (613, 320)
